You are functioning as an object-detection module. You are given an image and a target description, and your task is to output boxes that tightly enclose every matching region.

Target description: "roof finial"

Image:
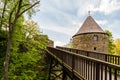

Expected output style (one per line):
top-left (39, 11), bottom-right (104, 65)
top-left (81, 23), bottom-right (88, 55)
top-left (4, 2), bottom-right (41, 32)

top-left (88, 10), bottom-right (90, 16)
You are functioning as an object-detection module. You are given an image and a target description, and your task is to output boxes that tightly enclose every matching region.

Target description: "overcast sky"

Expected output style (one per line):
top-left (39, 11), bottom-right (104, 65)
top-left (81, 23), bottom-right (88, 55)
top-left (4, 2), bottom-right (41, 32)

top-left (32, 0), bottom-right (120, 46)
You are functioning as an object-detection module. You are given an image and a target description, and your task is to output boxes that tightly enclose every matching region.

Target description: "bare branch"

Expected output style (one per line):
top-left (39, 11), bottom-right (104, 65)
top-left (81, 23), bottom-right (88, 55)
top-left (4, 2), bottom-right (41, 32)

top-left (18, 1), bottom-right (40, 18)
top-left (11, 0), bottom-right (23, 32)
top-left (8, 2), bottom-right (18, 32)
top-left (21, 3), bottom-right (30, 8)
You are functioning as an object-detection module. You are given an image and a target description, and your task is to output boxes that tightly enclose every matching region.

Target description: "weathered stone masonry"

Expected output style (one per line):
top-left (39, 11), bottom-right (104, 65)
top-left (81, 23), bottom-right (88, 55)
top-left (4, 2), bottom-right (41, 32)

top-left (72, 16), bottom-right (108, 53)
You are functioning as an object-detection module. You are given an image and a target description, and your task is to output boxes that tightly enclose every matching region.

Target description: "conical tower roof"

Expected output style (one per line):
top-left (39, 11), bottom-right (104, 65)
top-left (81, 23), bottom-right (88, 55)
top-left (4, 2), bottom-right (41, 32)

top-left (73, 16), bottom-right (105, 37)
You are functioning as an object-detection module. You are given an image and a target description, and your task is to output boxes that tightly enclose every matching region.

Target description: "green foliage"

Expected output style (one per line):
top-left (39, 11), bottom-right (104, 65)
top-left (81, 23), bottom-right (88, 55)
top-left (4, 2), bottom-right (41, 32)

top-left (105, 30), bottom-right (115, 54)
top-left (0, 0), bottom-right (49, 79)
top-left (114, 38), bottom-right (120, 55)
top-left (0, 18), bottom-right (49, 80)
top-left (7, 20), bottom-right (48, 80)
top-left (0, 29), bottom-right (7, 79)
top-left (9, 52), bottom-right (40, 80)
top-left (12, 16), bottom-right (24, 52)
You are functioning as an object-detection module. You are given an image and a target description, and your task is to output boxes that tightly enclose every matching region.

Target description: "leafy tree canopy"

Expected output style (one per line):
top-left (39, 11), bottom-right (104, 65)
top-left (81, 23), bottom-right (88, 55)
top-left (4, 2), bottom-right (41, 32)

top-left (105, 30), bottom-right (115, 54)
top-left (0, 0), bottom-right (50, 79)
top-left (114, 38), bottom-right (120, 55)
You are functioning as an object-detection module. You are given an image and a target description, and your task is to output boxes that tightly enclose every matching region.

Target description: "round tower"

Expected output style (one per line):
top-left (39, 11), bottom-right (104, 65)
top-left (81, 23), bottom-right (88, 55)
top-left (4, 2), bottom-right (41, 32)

top-left (72, 16), bottom-right (108, 53)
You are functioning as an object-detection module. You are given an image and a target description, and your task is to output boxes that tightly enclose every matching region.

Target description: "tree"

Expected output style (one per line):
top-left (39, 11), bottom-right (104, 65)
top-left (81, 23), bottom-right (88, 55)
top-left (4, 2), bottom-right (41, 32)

top-left (105, 30), bottom-right (115, 54)
top-left (23, 20), bottom-right (41, 39)
top-left (7, 20), bottom-right (48, 79)
top-left (1, 0), bottom-right (50, 79)
top-left (114, 38), bottom-right (120, 55)
top-left (2, 0), bottom-right (40, 80)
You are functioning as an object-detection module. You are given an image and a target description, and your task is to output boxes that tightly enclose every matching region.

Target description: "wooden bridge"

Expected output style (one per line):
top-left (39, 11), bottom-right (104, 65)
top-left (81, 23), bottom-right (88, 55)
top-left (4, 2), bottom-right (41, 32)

top-left (46, 46), bottom-right (120, 80)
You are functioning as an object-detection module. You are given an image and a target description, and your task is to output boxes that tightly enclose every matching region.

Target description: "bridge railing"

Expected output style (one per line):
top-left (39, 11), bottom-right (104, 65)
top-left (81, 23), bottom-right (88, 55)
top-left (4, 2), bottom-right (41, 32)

top-left (56, 46), bottom-right (120, 65)
top-left (47, 47), bottom-right (120, 80)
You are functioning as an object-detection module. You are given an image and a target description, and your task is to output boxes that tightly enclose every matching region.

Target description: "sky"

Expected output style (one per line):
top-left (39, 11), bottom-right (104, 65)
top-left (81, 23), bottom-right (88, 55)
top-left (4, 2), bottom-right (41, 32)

top-left (32, 0), bottom-right (120, 46)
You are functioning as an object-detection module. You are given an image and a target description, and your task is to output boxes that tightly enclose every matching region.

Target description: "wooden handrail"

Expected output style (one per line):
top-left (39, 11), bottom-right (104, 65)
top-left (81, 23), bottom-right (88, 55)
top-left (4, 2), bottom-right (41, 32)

top-left (47, 46), bottom-right (120, 80)
top-left (56, 46), bottom-right (120, 65)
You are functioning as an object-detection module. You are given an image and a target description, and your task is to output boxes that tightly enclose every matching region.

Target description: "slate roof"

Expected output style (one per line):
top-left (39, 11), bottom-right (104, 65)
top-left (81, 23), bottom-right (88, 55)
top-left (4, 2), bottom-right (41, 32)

top-left (73, 16), bottom-right (105, 37)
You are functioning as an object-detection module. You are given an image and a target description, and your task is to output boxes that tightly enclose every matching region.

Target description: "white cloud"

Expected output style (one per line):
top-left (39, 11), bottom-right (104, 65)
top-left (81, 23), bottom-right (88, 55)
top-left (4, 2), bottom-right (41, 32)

top-left (38, 0), bottom-right (120, 26)
top-left (54, 41), bottom-right (66, 47)
top-left (33, 0), bottom-right (120, 45)
top-left (94, 0), bottom-right (120, 15)
top-left (40, 24), bottom-right (77, 36)
top-left (96, 20), bottom-right (108, 25)
top-left (113, 34), bottom-right (120, 40)
top-left (104, 20), bottom-right (120, 39)
top-left (43, 0), bottom-right (120, 34)
top-left (76, 0), bottom-right (120, 16)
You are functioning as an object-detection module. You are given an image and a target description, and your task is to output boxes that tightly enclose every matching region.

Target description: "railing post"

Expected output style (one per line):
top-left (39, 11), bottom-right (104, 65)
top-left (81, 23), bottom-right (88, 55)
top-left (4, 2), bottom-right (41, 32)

top-left (105, 65), bottom-right (107, 80)
top-left (105, 55), bottom-right (107, 62)
top-left (118, 57), bottom-right (120, 65)
top-left (96, 63), bottom-right (100, 80)
top-left (114, 69), bottom-right (117, 80)
top-left (87, 51), bottom-right (89, 57)
top-left (72, 55), bottom-right (75, 79)
top-left (109, 67), bottom-right (112, 80)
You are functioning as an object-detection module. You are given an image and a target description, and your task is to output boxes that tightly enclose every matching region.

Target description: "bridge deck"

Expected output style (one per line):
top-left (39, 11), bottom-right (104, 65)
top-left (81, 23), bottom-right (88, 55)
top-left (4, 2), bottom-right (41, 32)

top-left (47, 47), bottom-right (120, 80)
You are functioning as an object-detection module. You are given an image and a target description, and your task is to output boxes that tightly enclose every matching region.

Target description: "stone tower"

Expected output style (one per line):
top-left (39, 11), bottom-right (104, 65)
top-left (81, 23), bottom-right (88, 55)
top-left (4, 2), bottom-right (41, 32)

top-left (72, 16), bottom-right (108, 53)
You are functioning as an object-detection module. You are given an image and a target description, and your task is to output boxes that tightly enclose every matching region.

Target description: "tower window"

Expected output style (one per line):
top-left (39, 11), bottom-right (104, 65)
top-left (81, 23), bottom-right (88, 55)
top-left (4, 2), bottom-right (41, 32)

top-left (93, 35), bottom-right (98, 41)
top-left (94, 47), bottom-right (96, 50)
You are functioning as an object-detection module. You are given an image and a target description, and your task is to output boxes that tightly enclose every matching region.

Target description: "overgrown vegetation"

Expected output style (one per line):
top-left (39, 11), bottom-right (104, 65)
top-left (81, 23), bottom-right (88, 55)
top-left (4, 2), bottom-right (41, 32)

top-left (0, 19), bottom-right (49, 79)
top-left (114, 38), bottom-right (120, 55)
top-left (105, 30), bottom-right (120, 55)
top-left (0, 0), bottom-right (50, 79)
top-left (105, 30), bottom-right (115, 54)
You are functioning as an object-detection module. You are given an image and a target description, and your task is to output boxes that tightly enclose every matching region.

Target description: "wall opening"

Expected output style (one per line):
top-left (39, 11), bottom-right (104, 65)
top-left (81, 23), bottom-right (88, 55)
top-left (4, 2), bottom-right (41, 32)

top-left (94, 47), bottom-right (96, 50)
top-left (93, 35), bottom-right (98, 41)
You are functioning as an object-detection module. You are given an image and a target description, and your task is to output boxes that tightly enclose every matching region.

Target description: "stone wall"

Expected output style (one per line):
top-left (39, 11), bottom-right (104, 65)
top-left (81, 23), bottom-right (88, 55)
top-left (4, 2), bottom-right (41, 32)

top-left (47, 39), bottom-right (54, 47)
top-left (72, 33), bottom-right (108, 53)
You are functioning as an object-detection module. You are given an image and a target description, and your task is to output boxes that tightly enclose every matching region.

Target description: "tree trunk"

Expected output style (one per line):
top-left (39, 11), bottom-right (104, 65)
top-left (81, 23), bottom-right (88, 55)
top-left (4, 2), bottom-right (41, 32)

top-left (4, 33), bottom-right (12, 80)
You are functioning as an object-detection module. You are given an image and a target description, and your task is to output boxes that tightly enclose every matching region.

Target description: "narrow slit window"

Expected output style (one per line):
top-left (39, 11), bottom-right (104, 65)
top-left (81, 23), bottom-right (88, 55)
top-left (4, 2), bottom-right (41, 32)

top-left (94, 47), bottom-right (96, 50)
